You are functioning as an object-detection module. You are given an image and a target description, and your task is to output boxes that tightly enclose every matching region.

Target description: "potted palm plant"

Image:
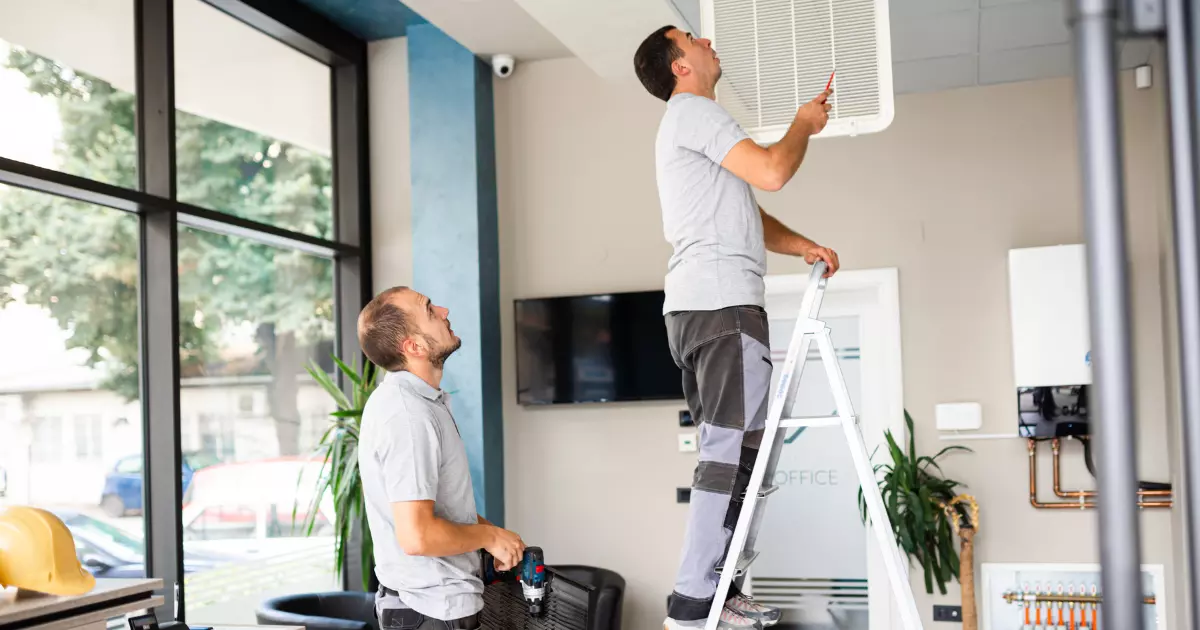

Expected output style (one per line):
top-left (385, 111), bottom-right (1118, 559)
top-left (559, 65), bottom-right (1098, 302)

top-left (296, 356), bottom-right (379, 590)
top-left (858, 410), bottom-right (977, 610)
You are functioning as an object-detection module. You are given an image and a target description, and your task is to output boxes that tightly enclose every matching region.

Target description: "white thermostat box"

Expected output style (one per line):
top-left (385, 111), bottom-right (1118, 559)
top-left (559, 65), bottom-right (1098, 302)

top-left (936, 402), bottom-right (983, 431)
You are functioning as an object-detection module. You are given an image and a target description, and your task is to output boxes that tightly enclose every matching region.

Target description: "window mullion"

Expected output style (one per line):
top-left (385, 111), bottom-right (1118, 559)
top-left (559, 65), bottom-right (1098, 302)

top-left (135, 0), bottom-right (185, 622)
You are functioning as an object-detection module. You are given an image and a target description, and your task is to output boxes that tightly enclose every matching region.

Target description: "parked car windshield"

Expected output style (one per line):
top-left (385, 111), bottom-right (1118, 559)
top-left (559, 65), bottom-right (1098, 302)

top-left (183, 451), bottom-right (220, 471)
top-left (62, 512), bottom-right (145, 557)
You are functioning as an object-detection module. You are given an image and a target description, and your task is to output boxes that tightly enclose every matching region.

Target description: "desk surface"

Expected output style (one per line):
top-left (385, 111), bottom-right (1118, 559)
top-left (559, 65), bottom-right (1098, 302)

top-left (0, 578), bottom-right (161, 626)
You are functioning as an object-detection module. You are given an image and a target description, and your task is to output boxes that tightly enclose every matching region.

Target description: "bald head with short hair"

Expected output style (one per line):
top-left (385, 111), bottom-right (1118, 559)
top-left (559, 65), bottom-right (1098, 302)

top-left (357, 286), bottom-right (413, 372)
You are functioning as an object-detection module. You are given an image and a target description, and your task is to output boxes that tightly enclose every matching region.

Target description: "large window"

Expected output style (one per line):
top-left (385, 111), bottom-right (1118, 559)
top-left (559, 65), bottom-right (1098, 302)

top-left (179, 230), bottom-right (338, 624)
top-left (174, 0), bottom-right (333, 238)
top-left (0, 1), bottom-right (138, 189)
top-left (0, 1), bottom-right (368, 625)
top-left (0, 184), bottom-right (146, 578)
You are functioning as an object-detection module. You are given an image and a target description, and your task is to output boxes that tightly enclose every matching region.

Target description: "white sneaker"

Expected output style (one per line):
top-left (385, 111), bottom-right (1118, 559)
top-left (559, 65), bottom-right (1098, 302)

top-left (664, 606), bottom-right (764, 629)
top-left (726, 594), bottom-right (782, 626)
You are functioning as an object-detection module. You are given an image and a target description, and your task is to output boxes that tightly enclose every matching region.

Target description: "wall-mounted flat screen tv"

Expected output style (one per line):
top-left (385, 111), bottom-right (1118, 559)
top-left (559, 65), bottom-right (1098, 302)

top-left (514, 290), bottom-right (683, 405)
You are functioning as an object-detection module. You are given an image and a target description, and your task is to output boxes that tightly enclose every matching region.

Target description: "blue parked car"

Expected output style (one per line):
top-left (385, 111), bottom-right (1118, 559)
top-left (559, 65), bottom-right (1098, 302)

top-left (100, 454), bottom-right (198, 517)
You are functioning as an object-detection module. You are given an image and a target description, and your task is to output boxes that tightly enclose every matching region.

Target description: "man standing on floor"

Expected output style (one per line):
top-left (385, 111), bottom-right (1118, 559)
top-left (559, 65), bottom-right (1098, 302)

top-left (357, 286), bottom-right (526, 630)
top-left (634, 25), bottom-right (841, 630)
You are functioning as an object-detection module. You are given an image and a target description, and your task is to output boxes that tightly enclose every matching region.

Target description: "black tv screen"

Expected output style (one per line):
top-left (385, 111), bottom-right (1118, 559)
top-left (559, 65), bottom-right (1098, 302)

top-left (514, 290), bottom-right (683, 405)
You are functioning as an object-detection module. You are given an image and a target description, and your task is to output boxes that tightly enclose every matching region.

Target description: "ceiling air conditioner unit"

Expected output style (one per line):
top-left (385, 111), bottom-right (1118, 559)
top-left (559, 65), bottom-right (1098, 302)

top-left (701, 0), bottom-right (895, 142)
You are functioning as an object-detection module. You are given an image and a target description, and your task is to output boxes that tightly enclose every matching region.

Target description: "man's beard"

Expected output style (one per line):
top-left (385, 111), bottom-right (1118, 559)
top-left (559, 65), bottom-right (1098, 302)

top-left (425, 333), bottom-right (462, 369)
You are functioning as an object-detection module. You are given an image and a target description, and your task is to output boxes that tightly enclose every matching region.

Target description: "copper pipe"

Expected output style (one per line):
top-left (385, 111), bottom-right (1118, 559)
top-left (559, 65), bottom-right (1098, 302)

top-left (1030, 439), bottom-right (1090, 508)
top-left (1050, 438), bottom-right (1172, 498)
top-left (1028, 440), bottom-right (1172, 509)
top-left (1003, 591), bottom-right (1156, 605)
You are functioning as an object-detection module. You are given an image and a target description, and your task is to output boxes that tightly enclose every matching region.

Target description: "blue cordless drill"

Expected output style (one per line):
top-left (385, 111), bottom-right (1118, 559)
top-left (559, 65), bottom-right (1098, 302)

top-left (482, 546), bottom-right (546, 616)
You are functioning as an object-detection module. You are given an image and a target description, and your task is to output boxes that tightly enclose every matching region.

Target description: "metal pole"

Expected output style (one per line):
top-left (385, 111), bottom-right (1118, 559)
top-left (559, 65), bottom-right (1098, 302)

top-left (1069, 2), bottom-right (1145, 630)
top-left (1166, 0), bottom-right (1200, 623)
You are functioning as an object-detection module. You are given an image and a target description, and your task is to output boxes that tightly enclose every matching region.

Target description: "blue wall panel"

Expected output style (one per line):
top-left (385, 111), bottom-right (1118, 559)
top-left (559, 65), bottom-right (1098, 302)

top-left (407, 24), bottom-right (504, 525)
top-left (293, 0), bottom-right (425, 40)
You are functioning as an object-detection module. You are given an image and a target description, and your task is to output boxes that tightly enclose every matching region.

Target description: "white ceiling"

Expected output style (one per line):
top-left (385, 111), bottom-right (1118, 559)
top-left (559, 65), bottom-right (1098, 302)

top-left (507, 0), bottom-right (682, 79)
top-left (889, 0), bottom-right (1156, 93)
top-left (411, 0), bottom-right (1158, 92)
top-left (398, 0), bottom-right (570, 61)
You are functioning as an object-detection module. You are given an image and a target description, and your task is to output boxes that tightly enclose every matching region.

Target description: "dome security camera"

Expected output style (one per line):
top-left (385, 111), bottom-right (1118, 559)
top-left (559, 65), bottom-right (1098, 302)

top-left (492, 54), bottom-right (515, 78)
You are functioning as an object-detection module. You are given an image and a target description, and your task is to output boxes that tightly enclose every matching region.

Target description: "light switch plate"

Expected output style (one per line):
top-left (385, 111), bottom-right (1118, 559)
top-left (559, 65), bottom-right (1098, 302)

top-left (678, 432), bottom-right (698, 452)
top-left (936, 402), bottom-right (982, 431)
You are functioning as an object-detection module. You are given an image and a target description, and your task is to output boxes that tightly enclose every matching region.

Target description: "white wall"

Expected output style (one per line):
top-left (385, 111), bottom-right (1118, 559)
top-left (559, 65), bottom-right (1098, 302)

top-left (491, 58), bottom-right (1176, 629)
top-left (368, 37), bottom-right (413, 293)
top-left (494, 66), bottom-right (690, 630)
top-left (366, 50), bottom-right (1180, 629)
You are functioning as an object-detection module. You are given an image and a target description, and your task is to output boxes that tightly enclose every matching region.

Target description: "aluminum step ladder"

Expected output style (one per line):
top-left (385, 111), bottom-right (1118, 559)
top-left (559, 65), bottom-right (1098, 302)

top-left (704, 261), bottom-right (923, 630)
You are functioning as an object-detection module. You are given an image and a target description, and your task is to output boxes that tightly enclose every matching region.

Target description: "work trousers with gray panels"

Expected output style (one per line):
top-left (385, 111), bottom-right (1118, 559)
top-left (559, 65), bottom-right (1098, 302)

top-left (665, 305), bottom-right (772, 621)
top-left (376, 587), bottom-right (482, 629)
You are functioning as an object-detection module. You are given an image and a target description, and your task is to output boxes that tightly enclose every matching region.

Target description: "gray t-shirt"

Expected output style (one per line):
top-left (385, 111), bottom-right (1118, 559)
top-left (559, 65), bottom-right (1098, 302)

top-left (359, 369), bottom-right (483, 620)
top-left (655, 92), bottom-right (766, 314)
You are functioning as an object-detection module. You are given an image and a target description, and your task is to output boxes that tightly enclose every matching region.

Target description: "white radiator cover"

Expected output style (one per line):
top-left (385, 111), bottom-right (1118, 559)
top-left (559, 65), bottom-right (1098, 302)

top-left (1007, 244), bottom-right (1093, 388)
top-left (701, 0), bottom-right (894, 143)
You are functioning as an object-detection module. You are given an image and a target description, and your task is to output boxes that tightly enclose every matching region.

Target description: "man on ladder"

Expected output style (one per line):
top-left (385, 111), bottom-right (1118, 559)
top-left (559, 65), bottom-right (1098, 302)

top-left (633, 24), bottom-right (840, 630)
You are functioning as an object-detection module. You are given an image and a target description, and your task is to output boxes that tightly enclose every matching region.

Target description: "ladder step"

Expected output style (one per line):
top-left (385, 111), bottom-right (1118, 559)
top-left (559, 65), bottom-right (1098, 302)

top-left (740, 485), bottom-right (779, 501)
top-left (780, 415), bottom-right (852, 428)
top-left (715, 551), bottom-right (759, 577)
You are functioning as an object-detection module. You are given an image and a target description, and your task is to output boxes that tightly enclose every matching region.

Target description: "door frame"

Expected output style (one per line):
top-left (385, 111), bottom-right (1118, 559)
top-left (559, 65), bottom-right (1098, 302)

top-left (763, 266), bottom-right (905, 630)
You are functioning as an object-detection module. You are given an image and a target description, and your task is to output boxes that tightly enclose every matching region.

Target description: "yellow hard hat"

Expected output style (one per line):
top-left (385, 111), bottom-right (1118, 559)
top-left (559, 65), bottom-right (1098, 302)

top-left (0, 506), bottom-right (96, 595)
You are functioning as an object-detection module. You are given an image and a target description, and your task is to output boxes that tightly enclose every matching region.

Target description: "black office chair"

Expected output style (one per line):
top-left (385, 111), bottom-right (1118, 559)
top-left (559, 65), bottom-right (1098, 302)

top-left (549, 565), bottom-right (625, 630)
top-left (256, 591), bottom-right (377, 630)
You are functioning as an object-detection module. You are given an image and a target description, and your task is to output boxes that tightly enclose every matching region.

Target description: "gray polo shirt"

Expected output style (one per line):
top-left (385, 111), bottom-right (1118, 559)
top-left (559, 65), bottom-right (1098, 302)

top-left (655, 92), bottom-right (766, 314)
top-left (359, 370), bottom-right (483, 620)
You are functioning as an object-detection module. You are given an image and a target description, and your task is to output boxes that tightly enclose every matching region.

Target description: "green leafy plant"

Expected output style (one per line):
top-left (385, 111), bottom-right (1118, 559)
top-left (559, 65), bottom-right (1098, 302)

top-left (297, 356), bottom-right (379, 589)
top-left (858, 410), bottom-right (973, 595)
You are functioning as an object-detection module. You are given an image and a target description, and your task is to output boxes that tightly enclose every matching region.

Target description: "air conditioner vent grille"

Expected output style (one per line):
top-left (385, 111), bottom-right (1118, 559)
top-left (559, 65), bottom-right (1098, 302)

top-left (708, 0), bottom-right (892, 141)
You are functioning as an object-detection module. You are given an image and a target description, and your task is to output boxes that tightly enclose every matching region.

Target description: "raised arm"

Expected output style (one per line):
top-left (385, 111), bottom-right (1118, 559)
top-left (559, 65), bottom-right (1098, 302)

top-left (760, 206), bottom-right (840, 277)
top-left (721, 90), bottom-right (832, 192)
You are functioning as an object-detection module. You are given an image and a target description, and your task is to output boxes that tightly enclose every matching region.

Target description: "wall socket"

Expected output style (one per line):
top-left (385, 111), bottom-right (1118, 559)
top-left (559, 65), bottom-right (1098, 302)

top-left (676, 487), bottom-right (691, 503)
top-left (932, 605), bottom-right (962, 622)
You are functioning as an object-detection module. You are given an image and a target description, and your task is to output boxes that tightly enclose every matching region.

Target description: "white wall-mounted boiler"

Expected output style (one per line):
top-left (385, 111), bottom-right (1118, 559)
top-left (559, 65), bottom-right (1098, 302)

top-left (1008, 245), bottom-right (1093, 438)
top-left (1007, 244), bottom-right (1093, 388)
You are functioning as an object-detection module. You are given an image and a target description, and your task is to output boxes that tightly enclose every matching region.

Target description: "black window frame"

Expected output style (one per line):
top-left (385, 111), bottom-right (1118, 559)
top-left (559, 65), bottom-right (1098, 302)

top-left (0, 0), bottom-right (371, 620)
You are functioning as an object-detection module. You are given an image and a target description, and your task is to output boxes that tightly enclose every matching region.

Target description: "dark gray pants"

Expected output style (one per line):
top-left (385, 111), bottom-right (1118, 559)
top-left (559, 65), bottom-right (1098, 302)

top-left (665, 306), bottom-right (772, 621)
top-left (376, 588), bottom-right (482, 629)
